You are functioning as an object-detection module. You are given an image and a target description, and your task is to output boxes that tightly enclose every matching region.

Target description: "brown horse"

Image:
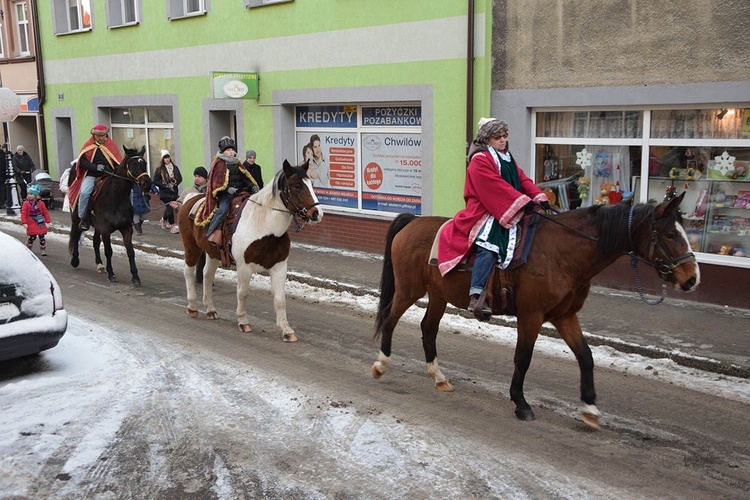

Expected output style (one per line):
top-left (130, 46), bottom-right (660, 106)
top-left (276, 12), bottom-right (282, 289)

top-left (69, 145), bottom-right (151, 285)
top-left (372, 193), bottom-right (699, 428)
top-left (177, 160), bottom-right (322, 340)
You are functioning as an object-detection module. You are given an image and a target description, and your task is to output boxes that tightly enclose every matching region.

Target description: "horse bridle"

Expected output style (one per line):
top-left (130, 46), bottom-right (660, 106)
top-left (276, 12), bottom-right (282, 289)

top-left (105, 156), bottom-right (150, 187)
top-left (277, 171), bottom-right (320, 231)
top-left (627, 205), bottom-right (696, 278)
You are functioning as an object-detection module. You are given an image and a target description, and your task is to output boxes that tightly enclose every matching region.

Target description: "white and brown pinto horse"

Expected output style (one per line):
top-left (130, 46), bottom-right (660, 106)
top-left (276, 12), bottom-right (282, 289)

top-left (177, 160), bottom-right (322, 341)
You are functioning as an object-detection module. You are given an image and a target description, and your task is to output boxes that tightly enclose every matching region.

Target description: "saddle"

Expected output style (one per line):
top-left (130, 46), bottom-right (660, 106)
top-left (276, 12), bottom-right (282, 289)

top-left (191, 194), bottom-right (251, 268)
top-left (429, 213), bottom-right (541, 317)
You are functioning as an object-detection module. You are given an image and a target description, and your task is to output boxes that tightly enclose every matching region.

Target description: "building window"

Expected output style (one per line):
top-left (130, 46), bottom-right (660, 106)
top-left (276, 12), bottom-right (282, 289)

top-left (167, 0), bottom-right (207, 20)
top-left (106, 0), bottom-right (139, 27)
top-left (0, 22), bottom-right (5, 58)
top-left (52, 0), bottom-right (92, 34)
top-left (15, 2), bottom-right (30, 56)
top-left (295, 104), bottom-right (423, 215)
top-left (109, 106), bottom-right (175, 174)
top-left (533, 107), bottom-right (750, 266)
top-left (244, 0), bottom-right (293, 8)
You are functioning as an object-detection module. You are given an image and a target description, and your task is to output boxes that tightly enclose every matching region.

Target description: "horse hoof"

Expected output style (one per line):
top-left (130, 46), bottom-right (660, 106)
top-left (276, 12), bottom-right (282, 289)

top-left (581, 412), bottom-right (601, 430)
top-left (580, 403), bottom-right (601, 430)
top-left (436, 380), bottom-right (454, 392)
top-left (71, 258), bottom-right (79, 268)
top-left (187, 309), bottom-right (198, 318)
top-left (371, 364), bottom-right (384, 379)
top-left (282, 333), bottom-right (297, 342)
top-left (238, 323), bottom-right (253, 333)
top-left (206, 311), bottom-right (219, 320)
top-left (514, 408), bottom-right (536, 421)
top-left (97, 266), bottom-right (105, 274)
top-left (132, 279), bottom-right (141, 287)
top-left (108, 275), bottom-right (118, 283)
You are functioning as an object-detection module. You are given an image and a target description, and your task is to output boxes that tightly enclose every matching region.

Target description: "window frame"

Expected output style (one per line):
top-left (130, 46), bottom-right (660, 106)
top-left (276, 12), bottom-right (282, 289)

top-left (14, 1), bottom-right (31, 56)
top-left (244, 0), bottom-right (293, 8)
top-left (106, 0), bottom-right (141, 28)
top-left (166, 0), bottom-right (209, 20)
top-left (52, 0), bottom-right (93, 35)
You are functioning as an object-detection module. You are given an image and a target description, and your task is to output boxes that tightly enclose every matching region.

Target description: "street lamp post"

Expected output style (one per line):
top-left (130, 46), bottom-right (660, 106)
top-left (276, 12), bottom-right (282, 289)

top-left (0, 87), bottom-right (22, 215)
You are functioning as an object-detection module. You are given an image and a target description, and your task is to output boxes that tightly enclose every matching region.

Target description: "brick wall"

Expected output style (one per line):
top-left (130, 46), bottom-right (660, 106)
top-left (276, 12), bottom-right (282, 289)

top-left (288, 212), bottom-right (390, 254)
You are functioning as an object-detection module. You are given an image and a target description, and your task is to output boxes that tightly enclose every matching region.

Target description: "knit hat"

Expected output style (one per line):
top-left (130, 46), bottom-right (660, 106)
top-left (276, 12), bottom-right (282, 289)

top-left (218, 136), bottom-right (236, 153)
top-left (27, 184), bottom-right (41, 197)
top-left (16, 145), bottom-right (24, 152)
top-left (161, 150), bottom-right (170, 158)
top-left (475, 118), bottom-right (509, 144)
top-left (193, 166), bottom-right (208, 179)
top-left (91, 124), bottom-right (109, 136)
top-left (245, 149), bottom-right (256, 158)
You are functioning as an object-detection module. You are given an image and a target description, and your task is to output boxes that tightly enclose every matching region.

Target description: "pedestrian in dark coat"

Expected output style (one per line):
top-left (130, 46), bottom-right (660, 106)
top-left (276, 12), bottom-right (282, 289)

top-left (12, 145), bottom-right (35, 199)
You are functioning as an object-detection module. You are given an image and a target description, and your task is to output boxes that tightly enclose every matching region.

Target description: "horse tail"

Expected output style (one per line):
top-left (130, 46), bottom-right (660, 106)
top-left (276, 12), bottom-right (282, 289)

top-left (374, 213), bottom-right (417, 340)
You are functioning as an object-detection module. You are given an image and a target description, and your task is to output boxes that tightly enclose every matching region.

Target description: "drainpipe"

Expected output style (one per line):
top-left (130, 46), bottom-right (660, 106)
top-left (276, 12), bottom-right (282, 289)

top-left (465, 0), bottom-right (475, 160)
top-left (31, 0), bottom-right (49, 172)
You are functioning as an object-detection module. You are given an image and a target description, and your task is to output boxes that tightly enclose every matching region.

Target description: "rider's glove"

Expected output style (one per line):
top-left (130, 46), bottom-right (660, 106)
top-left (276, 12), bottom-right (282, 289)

top-left (523, 200), bottom-right (536, 213)
top-left (227, 187), bottom-right (238, 195)
top-left (540, 200), bottom-right (552, 211)
top-left (96, 164), bottom-right (107, 172)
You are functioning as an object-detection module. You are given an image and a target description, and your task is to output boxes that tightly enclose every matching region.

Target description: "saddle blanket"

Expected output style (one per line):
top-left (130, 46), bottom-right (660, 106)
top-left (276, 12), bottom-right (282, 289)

top-left (429, 213), bottom-right (540, 271)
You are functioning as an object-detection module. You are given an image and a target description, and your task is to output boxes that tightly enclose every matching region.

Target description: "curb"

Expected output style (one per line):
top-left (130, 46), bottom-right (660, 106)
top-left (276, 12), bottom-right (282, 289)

top-left (4, 214), bottom-right (748, 380)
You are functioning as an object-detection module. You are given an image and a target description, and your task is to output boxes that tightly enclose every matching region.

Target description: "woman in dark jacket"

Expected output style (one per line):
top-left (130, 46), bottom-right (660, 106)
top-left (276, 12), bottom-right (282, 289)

top-left (152, 150), bottom-right (182, 233)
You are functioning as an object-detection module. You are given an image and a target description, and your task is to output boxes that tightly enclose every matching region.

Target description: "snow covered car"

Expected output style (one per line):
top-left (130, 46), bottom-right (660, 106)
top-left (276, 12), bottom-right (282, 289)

top-left (0, 230), bottom-right (68, 361)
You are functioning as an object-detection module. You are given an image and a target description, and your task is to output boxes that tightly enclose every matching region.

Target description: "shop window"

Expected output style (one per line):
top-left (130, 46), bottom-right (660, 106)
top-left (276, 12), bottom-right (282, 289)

top-left (106, 0), bottom-right (140, 27)
top-left (295, 104), bottom-right (423, 215)
top-left (109, 106), bottom-right (175, 175)
top-left (167, 0), bottom-right (207, 20)
top-left (52, 0), bottom-right (92, 34)
top-left (536, 107), bottom-right (750, 264)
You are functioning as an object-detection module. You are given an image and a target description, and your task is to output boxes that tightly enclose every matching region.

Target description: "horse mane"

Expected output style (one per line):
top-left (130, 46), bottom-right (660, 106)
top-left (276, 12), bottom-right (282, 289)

top-left (595, 201), bottom-right (652, 257)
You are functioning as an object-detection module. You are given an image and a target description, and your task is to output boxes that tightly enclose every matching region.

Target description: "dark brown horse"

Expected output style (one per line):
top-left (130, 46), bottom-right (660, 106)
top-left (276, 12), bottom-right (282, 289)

top-left (69, 145), bottom-right (151, 285)
top-left (372, 193), bottom-right (699, 428)
top-left (177, 160), bottom-right (322, 340)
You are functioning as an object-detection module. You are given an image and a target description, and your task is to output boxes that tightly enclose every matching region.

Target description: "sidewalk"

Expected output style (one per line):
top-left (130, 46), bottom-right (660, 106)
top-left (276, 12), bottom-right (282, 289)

top-left (3, 207), bottom-right (749, 378)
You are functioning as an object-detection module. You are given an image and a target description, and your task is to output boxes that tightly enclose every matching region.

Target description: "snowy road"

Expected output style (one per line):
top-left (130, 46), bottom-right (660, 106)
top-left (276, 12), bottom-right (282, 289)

top-left (1, 225), bottom-right (749, 498)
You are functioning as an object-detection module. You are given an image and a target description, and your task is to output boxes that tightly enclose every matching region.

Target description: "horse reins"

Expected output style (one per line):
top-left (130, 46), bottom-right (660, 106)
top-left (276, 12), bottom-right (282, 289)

top-left (626, 205), bottom-right (696, 305)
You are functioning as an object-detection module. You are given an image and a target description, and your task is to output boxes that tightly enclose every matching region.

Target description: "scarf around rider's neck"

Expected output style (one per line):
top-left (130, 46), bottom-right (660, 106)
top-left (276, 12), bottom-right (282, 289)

top-left (217, 152), bottom-right (240, 165)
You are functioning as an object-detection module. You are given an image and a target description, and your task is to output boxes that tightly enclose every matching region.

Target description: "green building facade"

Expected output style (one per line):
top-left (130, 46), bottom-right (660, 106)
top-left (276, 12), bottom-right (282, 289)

top-left (39, 1), bottom-right (491, 229)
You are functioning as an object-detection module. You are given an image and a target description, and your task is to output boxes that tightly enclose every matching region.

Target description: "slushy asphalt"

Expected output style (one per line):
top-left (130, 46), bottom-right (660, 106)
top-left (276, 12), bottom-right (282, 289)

top-left (2, 206), bottom-right (748, 379)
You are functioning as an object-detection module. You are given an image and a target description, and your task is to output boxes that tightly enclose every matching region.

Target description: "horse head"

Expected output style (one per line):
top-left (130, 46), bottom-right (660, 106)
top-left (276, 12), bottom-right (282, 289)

top-left (122, 145), bottom-right (152, 192)
top-left (276, 159), bottom-right (323, 224)
top-left (629, 192), bottom-right (700, 292)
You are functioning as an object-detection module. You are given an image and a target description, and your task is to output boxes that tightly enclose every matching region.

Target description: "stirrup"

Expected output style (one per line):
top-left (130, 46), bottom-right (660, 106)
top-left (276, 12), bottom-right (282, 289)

top-left (469, 293), bottom-right (492, 321)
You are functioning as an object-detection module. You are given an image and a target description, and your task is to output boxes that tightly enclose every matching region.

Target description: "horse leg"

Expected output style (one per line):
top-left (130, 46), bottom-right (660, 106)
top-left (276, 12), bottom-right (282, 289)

top-left (120, 227), bottom-right (141, 286)
top-left (421, 295), bottom-right (453, 391)
top-left (510, 314), bottom-right (544, 421)
top-left (69, 226), bottom-right (81, 268)
top-left (184, 260), bottom-right (200, 317)
top-left (102, 233), bottom-right (117, 282)
top-left (372, 286), bottom-right (426, 380)
top-left (551, 314), bottom-right (600, 429)
top-left (202, 257), bottom-right (220, 320)
top-left (235, 263), bottom-right (256, 334)
top-left (93, 230), bottom-right (105, 274)
top-left (268, 260), bottom-right (296, 342)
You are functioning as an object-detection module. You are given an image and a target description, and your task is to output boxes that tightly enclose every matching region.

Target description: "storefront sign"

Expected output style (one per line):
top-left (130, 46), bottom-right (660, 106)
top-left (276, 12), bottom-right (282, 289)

top-left (362, 106), bottom-right (421, 127)
top-left (212, 72), bottom-right (259, 99)
top-left (296, 105), bottom-right (357, 128)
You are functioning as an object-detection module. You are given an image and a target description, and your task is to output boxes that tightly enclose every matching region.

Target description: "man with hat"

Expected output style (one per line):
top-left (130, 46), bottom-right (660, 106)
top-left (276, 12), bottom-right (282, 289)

top-left (12, 144), bottom-right (36, 200)
top-left (242, 149), bottom-right (264, 190)
top-left (68, 124), bottom-right (123, 230)
top-left (170, 166), bottom-right (209, 210)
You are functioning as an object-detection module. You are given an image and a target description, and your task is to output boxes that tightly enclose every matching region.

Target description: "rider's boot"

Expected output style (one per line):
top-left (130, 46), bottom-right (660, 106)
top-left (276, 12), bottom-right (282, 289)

top-left (207, 229), bottom-right (222, 247)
